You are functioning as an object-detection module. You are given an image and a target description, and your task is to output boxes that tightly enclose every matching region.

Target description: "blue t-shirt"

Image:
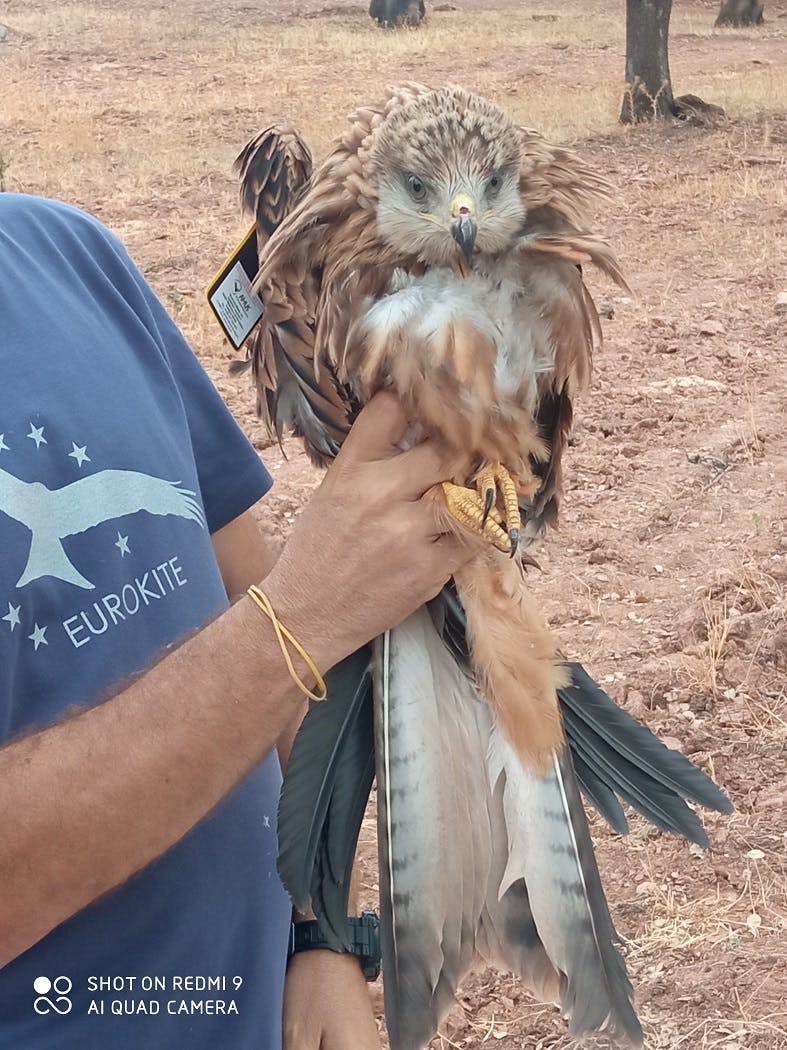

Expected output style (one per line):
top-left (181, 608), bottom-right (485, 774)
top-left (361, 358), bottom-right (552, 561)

top-left (0, 195), bottom-right (291, 1048)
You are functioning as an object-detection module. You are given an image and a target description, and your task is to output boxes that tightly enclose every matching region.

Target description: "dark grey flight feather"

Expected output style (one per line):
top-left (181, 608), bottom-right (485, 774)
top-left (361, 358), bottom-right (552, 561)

top-left (552, 746), bottom-right (642, 1043)
top-left (267, 320), bottom-right (350, 455)
top-left (570, 751), bottom-right (630, 836)
top-left (277, 645), bottom-right (373, 948)
top-left (566, 714), bottom-right (710, 845)
top-left (312, 691), bottom-right (376, 946)
top-left (558, 662), bottom-right (733, 836)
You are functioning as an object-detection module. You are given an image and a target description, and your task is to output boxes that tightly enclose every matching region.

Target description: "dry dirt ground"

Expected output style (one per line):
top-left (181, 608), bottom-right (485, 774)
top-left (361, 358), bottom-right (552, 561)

top-left (1, 0), bottom-right (786, 1047)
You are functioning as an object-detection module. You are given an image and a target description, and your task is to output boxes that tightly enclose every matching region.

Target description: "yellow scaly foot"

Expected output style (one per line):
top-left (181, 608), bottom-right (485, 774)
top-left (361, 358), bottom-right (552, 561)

top-left (473, 463), bottom-right (522, 557)
top-left (442, 463), bottom-right (522, 556)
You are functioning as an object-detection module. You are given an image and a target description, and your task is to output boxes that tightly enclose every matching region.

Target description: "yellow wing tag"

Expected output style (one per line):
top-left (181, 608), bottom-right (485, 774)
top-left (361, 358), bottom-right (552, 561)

top-left (206, 224), bottom-right (262, 349)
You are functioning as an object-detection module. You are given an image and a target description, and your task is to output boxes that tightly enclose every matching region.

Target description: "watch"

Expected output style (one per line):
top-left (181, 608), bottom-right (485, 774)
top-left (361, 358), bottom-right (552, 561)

top-left (288, 911), bottom-right (381, 981)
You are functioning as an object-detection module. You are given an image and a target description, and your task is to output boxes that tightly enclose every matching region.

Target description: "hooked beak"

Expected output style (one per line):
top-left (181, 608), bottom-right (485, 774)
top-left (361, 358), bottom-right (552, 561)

top-left (450, 193), bottom-right (478, 266)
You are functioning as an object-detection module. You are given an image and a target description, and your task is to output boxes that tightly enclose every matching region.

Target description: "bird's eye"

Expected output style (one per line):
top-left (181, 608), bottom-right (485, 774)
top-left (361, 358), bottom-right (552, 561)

top-left (487, 173), bottom-right (502, 195)
top-left (406, 174), bottom-right (427, 202)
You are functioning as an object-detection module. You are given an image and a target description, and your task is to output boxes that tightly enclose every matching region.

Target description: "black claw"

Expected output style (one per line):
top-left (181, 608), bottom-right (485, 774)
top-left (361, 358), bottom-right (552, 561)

top-left (481, 487), bottom-right (495, 529)
top-left (509, 528), bottom-right (520, 558)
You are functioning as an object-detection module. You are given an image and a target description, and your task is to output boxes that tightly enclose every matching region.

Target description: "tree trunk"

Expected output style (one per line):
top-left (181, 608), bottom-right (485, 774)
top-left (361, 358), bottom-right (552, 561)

top-left (715, 0), bottom-right (764, 26)
top-left (620, 0), bottom-right (675, 123)
top-left (369, 0), bottom-right (424, 27)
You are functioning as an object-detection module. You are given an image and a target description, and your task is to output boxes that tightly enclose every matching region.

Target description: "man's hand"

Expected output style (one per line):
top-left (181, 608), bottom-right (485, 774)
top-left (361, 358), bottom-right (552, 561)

top-left (283, 950), bottom-right (381, 1050)
top-left (265, 391), bottom-right (472, 672)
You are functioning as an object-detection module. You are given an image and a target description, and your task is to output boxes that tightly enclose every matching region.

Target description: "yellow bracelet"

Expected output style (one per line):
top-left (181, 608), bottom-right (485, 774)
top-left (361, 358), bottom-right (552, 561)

top-left (246, 585), bottom-right (328, 702)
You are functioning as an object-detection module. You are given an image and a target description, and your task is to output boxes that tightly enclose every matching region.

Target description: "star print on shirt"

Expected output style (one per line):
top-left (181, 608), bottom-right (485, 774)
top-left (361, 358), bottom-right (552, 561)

top-left (0, 435), bottom-right (9, 453)
top-left (27, 424), bottom-right (47, 448)
top-left (68, 442), bottom-right (91, 468)
top-left (2, 603), bottom-right (21, 632)
top-left (28, 623), bottom-right (48, 650)
top-left (115, 533), bottom-right (131, 557)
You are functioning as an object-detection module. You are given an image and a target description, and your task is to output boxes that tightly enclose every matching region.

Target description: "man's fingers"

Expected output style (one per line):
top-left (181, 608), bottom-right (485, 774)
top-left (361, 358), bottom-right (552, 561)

top-left (339, 391), bottom-right (408, 463)
top-left (388, 439), bottom-right (462, 500)
top-left (335, 392), bottom-right (461, 499)
top-left (412, 489), bottom-right (476, 572)
top-left (433, 533), bottom-right (473, 573)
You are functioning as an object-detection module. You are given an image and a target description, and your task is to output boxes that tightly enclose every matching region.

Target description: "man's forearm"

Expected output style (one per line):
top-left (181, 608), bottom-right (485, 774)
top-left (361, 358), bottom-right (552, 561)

top-left (0, 592), bottom-right (313, 966)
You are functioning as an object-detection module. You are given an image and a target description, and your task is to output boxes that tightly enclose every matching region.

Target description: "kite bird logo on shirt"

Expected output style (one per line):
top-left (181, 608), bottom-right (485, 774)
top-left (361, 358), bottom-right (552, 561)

top-left (0, 466), bottom-right (206, 590)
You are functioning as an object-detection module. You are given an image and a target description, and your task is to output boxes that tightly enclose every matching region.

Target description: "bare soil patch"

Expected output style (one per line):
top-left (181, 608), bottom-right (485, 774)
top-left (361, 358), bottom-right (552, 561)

top-left (1, 0), bottom-right (785, 1046)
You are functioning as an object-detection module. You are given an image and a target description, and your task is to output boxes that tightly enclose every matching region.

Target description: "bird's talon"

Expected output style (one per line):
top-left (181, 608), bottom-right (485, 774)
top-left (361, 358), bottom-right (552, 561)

top-left (470, 463), bottom-right (524, 556)
top-left (509, 527), bottom-right (520, 558)
top-left (481, 487), bottom-right (495, 529)
top-left (442, 466), bottom-right (526, 555)
top-left (442, 482), bottom-right (509, 550)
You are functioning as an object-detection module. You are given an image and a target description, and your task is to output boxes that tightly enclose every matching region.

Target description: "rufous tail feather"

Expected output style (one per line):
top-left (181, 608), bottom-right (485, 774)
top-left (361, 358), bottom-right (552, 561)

top-left (454, 551), bottom-right (567, 773)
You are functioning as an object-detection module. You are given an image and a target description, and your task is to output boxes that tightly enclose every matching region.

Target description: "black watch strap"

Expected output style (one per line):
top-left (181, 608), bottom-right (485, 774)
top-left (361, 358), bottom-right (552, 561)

top-left (288, 911), bottom-right (381, 982)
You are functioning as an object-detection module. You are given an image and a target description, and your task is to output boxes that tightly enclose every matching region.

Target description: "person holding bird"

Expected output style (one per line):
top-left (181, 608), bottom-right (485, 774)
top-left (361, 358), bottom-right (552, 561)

top-left (0, 83), bottom-right (729, 1050)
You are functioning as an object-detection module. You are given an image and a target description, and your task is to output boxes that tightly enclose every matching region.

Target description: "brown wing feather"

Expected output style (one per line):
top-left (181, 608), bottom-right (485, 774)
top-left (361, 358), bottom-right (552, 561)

top-left (517, 127), bottom-right (615, 231)
top-left (232, 124), bottom-right (356, 464)
top-left (244, 85), bottom-right (433, 462)
top-left (516, 131), bottom-right (629, 393)
top-left (511, 133), bottom-right (629, 534)
top-left (235, 124), bottom-right (313, 240)
top-left (522, 382), bottom-right (574, 538)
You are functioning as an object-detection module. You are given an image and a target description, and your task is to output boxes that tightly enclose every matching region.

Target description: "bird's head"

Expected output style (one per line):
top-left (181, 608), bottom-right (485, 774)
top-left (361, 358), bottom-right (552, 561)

top-left (369, 87), bottom-right (526, 268)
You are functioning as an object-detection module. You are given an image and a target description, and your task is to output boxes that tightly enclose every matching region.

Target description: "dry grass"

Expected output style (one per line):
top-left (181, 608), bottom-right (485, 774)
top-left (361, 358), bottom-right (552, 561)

top-left (2, 1), bottom-right (787, 200)
top-left (700, 586), bottom-right (739, 696)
